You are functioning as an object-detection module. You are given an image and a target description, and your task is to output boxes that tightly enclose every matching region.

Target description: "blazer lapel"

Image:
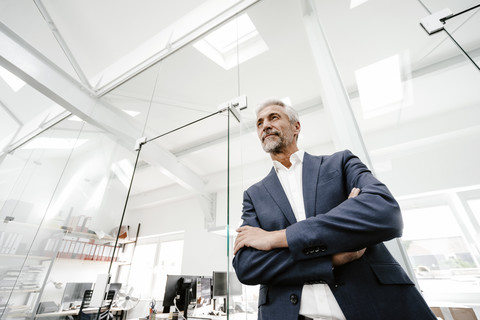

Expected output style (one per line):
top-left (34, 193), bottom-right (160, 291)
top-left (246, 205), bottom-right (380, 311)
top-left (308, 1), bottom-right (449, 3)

top-left (303, 153), bottom-right (321, 218)
top-left (262, 168), bottom-right (297, 225)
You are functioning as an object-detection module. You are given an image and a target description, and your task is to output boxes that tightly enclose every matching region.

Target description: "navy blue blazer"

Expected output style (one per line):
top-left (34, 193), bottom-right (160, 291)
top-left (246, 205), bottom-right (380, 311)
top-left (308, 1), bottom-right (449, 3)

top-left (233, 150), bottom-right (436, 320)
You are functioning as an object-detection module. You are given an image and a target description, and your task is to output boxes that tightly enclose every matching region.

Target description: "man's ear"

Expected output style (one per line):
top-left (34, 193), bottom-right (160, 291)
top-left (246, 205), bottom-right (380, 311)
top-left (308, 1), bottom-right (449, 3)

top-left (293, 121), bottom-right (301, 141)
top-left (294, 121), bottom-right (301, 135)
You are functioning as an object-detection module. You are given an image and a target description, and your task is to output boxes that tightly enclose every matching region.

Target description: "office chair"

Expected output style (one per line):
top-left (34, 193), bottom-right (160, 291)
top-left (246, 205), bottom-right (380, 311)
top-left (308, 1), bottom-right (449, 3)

top-left (75, 289), bottom-right (115, 320)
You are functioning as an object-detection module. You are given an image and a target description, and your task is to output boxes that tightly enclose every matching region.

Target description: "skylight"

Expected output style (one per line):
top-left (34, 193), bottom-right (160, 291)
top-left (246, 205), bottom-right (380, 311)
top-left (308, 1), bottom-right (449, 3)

top-left (355, 54), bottom-right (404, 118)
top-left (193, 13), bottom-right (268, 70)
top-left (0, 65), bottom-right (26, 92)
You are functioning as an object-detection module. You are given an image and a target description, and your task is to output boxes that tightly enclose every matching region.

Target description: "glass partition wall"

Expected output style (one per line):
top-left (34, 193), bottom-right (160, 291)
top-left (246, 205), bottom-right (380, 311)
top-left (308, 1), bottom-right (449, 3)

top-left (310, 0), bottom-right (480, 311)
top-left (1, 0), bottom-right (480, 319)
top-left (101, 13), bottom-right (244, 318)
top-left (0, 103), bottom-right (138, 319)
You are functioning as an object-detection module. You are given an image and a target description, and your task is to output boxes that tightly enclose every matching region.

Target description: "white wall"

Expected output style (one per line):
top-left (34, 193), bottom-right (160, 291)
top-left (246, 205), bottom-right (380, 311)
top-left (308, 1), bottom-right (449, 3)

top-left (124, 195), bottom-right (229, 276)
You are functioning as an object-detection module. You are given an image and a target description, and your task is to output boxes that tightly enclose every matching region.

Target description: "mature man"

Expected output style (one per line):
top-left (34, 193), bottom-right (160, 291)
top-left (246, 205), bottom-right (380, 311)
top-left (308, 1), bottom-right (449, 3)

top-left (232, 99), bottom-right (436, 320)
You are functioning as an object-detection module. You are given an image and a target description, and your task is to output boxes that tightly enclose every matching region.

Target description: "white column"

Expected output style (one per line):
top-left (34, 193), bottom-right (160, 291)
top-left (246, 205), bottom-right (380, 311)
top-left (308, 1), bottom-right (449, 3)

top-left (300, 0), bottom-right (419, 286)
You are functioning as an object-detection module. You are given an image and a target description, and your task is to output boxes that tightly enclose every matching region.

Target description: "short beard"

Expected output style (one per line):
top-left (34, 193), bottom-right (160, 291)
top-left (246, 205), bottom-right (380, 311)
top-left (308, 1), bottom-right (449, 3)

top-left (262, 136), bottom-right (284, 154)
top-left (261, 129), bottom-right (294, 155)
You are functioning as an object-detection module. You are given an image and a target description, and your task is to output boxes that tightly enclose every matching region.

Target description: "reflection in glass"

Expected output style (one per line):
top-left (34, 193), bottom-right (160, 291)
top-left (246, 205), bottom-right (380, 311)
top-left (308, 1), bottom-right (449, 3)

top-left (121, 107), bottom-right (232, 318)
top-left (0, 108), bottom-right (136, 318)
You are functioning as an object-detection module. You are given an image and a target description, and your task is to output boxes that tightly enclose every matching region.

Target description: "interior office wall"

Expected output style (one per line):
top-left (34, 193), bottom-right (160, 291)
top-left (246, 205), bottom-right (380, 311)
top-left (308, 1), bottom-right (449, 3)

top-left (124, 196), bottom-right (227, 276)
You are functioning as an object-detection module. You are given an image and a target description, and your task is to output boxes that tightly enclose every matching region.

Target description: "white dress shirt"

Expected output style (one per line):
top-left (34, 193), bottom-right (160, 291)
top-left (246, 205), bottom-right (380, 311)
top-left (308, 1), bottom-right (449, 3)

top-left (273, 150), bottom-right (346, 320)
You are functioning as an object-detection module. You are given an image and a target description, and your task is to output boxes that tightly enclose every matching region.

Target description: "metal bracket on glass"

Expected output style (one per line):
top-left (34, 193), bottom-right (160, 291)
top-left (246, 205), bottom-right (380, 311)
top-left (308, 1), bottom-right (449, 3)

top-left (3, 216), bottom-right (14, 223)
top-left (218, 95), bottom-right (247, 123)
top-left (420, 8), bottom-right (453, 35)
top-left (135, 136), bottom-right (147, 151)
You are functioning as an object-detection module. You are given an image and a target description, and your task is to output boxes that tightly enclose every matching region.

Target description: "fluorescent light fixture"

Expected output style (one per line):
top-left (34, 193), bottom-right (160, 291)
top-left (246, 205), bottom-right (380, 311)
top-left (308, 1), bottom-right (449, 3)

top-left (22, 137), bottom-right (87, 149)
top-left (350, 0), bottom-right (368, 9)
top-left (0, 66), bottom-right (26, 92)
top-left (193, 13), bottom-right (268, 70)
top-left (355, 54), bottom-right (403, 117)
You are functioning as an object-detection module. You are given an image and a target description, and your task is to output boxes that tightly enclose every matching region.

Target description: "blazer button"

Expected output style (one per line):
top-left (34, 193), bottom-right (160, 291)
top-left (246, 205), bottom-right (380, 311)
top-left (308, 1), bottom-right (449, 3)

top-left (319, 245), bottom-right (327, 252)
top-left (290, 294), bottom-right (298, 305)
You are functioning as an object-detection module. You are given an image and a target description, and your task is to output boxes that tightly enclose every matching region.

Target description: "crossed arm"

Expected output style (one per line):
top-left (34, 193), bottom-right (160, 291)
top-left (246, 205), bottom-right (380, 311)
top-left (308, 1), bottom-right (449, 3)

top-left (233, 187), bottom-right (366, 267)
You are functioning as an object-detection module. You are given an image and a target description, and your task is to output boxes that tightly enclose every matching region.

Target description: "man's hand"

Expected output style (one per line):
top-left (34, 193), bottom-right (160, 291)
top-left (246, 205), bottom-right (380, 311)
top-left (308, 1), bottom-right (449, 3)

top-left (349, 187), bottom-right (360, 198)
top-left (332, 248), bottom-right (366, 267)
top-left (234, 226), bottom-right (287, 255)
top-left (234, 188), bottom-right (363, 257)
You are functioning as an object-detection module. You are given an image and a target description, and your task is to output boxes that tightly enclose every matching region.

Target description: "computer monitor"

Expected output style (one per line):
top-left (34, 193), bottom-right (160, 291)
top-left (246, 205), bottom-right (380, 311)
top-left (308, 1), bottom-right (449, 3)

top-left (212, 272), bottom-right (242, 298)
top-left (162, 275), bottom-right (211, 316)
top-left (60, 282), bottom-right (93, 309)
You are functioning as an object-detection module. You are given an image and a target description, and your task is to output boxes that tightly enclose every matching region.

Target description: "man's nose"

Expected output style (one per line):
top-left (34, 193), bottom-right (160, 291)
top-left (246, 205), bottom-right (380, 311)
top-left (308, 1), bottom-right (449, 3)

top-left (262, 120), bottom-right (272, 130)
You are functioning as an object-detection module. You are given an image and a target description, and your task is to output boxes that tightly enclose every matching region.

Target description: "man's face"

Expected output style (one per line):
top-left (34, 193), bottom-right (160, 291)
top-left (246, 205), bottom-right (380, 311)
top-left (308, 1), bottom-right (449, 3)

top-left (256, 104), bottom-right (299, 154)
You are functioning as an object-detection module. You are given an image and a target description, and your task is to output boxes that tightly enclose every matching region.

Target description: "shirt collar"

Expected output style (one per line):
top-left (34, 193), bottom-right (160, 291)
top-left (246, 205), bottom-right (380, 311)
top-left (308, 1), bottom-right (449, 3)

top-left (273, 150), bottom-right (305, 172)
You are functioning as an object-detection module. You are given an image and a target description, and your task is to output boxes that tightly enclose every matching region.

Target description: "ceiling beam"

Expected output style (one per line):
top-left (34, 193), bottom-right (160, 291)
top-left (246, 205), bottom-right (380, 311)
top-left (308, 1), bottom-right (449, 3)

top-left (33, 0), bottom-right (92, 90)
top-left (0, 21), bottom-right (209, 198)
top-left (92, 0), bottom-right (260, 96)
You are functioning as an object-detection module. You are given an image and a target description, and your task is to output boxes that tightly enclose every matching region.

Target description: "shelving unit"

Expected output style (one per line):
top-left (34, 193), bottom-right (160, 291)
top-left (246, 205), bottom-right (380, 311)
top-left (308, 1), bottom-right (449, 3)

top-left (0, 221), bottom-right (139, 320)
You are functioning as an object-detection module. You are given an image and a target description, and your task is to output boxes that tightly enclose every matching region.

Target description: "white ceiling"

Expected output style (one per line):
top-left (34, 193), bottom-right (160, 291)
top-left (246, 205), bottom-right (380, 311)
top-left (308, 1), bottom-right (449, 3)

top-left (1, 0), bottom-right (480, 209)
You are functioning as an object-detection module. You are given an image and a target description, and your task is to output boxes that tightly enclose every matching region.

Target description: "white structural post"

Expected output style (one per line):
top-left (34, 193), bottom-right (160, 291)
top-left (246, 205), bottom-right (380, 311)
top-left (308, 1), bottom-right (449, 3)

top-left (300, 0), bottom-right (419, 286)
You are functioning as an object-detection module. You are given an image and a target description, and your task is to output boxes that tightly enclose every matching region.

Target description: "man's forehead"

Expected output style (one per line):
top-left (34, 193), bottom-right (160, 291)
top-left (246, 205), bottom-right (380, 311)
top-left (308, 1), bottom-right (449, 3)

top-left (257, 104), bottom-right (285, 119)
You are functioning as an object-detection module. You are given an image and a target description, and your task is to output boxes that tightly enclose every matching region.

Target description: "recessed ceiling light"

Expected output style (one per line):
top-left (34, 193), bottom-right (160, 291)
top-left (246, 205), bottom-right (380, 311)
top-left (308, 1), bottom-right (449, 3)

top-left (0, 66), bottom-right (26, 92)
top-left (193, 13), bottom-right (268, 70)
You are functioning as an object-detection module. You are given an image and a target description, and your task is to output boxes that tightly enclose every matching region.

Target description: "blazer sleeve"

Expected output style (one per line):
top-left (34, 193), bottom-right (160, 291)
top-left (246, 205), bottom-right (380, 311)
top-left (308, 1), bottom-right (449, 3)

top-left (286, 150), bottom-right (403, 262)
top-left (233, 190), bottom-right (335, 286)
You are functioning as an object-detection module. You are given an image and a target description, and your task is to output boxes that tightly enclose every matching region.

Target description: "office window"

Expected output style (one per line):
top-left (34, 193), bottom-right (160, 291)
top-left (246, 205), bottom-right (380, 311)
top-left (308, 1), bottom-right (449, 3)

top-left (399, 190), bottom-right (480, 304)
top-left (129, 243), bottom-right (157, 296)
top-left (152, 240), bottom-right (184, 299)
top-left (402, 205), bottom-right (473, 271)
top-left (127, 236), bottom-right (184, 301)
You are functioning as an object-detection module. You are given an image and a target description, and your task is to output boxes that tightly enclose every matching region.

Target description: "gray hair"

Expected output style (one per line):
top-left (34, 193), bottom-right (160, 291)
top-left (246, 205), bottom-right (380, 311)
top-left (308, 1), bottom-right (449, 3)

top-left (255, 98), bottom-right (299, 124)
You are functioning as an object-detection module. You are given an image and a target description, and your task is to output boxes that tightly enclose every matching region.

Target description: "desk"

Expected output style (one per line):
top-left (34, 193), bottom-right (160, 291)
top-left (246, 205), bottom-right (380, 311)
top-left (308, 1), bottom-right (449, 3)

top-left (35, 309), bottom-right (78, 318)
top-left (188, 317), bottom-right (226, 320)
top-left (147, 313), bottom-right (227, 320)
top-left (35, 307), bottom-right (124, 319)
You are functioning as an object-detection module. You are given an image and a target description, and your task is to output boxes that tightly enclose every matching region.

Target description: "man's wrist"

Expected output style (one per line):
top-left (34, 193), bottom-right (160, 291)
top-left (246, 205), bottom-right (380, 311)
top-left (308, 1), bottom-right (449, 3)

top-left (271, 229), bottom-right (288, 249)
